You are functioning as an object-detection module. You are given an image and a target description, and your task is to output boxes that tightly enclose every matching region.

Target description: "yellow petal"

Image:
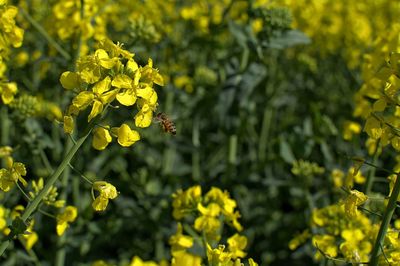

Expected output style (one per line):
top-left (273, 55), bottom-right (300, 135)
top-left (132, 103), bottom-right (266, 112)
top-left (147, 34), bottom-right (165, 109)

top-left (56, 221), bottom-right (68, 236)
top-left (88, 100), bottom-right (103, 122)
top-left (63, 115), bottom-right (74, 134)
top-left (136, 86), bottom-right (156, 101)
top-left (154, 72), bottom-right (164, 86)
top-left (60, 71), bottom-right (80, 90)
top-left (135, 111), bottom-right (153, 128)
top-left (72, 91), bottom-right (94, 110)
top-left (92, 196), bottom-right (109, 211)
top-left (92, 127), bottom-right (112, 150)
top-left (92, 76), bottom-right (111, 95)
top-left (99, 89), bottom-right (118, 104)
top-left (116, 89), bottom-right (137, 106)
top-left (126, 59), bottom-right (138, 73)
top-left (112, 74), bottom-right (133, 89)
top-left (117, 124), bottom-right (140, 147)
top-left (1, 82), bottom-right (18, 104)
top-left (24, 232), bottom-right (38, 250)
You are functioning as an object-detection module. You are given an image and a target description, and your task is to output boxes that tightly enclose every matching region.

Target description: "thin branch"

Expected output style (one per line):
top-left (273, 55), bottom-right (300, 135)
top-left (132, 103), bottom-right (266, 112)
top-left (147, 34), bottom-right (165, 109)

top-left (16, 182), bottom-right (32, 202)
top-left (68, 163), bottom-right (93, 185)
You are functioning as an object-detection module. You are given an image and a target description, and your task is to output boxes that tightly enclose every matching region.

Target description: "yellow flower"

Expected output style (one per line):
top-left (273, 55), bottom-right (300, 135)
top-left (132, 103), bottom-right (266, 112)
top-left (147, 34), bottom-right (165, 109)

top-left (60, 71), bottom-right (81, 90)
top-left (194, 203), bottom-right (221, 238)
top-left (77, 49), bottom-right (117, 84)
top-left (227, 234), bottom-right (247, 259)
top-left (112, 124), bottom-right (140, 147)
top-left (343, 121), bottom-right (362, 141)
top-left (169, 223), bottom-right (193, 256)
top-left (171, 251), bottom-right (202, 266)
top-left (312, 234), bottom-right (338, 258)
top-left (63, 115), bottom-right (74, 134)
top-left (340, 229), bottom-right (371, 262)
top-left (23, 222), bottom-right (38, 251)
top-left (129, 256), bottom-right (158, 266)
top-left (289, 230), bottom-right (310, 250)
top-left (364, 116), bottom-right (382, 140)
top-left (56, 206), bottom-right (78, 236)
top-left (331, 169), bottom-right (344, 188)
top-left (0, 206), bottom-right (6, 230)
top-left (113, 73), bottom-right (137, 106)
top-left (251, 19), bottom-right (263, 34)
top-left (344, 190), bottom-right (368, 218)
top-left (92, 127), bottom-right (112, 150)
top-left (0, 82), bottom-right (18, 104)
top-left (91, 181), bottom-right (118, 211)
top-left (0, 161), bottom-right (27, 191)
top-left (172, 186), bottom-right (202, 220)
top-left (248, 258), bottom-right (258, 266)
top-left (207, 244), bottom-right (232, 265)
top-left (72, 76), bottom-right (117, 122)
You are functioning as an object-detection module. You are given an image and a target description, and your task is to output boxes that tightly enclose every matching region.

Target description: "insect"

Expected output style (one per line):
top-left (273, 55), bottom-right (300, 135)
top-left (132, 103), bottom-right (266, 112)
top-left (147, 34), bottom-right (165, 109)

top-left (155, 112), bottom-right (176, 135)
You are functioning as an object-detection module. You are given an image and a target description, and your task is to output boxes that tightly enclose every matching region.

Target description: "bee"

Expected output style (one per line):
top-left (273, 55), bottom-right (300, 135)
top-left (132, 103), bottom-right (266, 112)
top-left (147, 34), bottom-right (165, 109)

top-left (155, 112), bottom-right (176, 135)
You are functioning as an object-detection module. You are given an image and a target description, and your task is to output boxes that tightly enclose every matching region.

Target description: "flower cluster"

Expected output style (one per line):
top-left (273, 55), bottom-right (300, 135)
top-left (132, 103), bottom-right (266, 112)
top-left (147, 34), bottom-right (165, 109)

top-left (47, 0), bottom-right (106, 55)
top-left (60, 39), bottom-right (163, 150)
top-left (172, 186), bottom-right (242, 240)
top-left (29, 178), bottom-right (65, 208)
top-left (0, 1), bottom-right (24, 105)
top-left (169, 186), bottom-right (258, 266)
top-left (291, 201), bottom-right (400, 264)
top-left (90, 185), bottom-right (258, 266)
top-left (277, 0), bottom-right (400, 69)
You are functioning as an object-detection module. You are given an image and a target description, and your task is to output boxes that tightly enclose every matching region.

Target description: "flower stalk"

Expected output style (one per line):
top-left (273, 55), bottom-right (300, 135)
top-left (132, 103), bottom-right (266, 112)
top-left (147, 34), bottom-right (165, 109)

top-left (369, 173), bottom-right (400, 265)
top-left (0, 122), bottom-right (95, 257)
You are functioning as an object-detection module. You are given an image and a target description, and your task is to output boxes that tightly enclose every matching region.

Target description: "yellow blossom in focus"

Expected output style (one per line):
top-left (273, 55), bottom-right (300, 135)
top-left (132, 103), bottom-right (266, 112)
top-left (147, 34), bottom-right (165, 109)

top-left (92, 127), bottom-right (112, 150)
top-left (111, 124), bottom-right (140, 147)
top-left (91, 181), bottom-right (118, 211)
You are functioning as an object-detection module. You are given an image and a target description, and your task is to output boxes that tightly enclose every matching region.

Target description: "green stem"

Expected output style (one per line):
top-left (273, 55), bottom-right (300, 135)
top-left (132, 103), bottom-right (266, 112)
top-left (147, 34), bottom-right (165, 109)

top-left (258, 107), bottom-right (273, 162)
top-left (55, 138), bottom-right (73, 266)
top-left (202, 231), bottom-right (210, 266)
top-left (19, 8), bottom-right (71, 60)
top-left (0, 123), bottom-right (94, 257)
top-left (0, 107), bottom-right (10, 147)
top-left (68, 163), bottom-right (93, 185)
top-left (192, 115), bottom-right (200, 181)
top-left (228, 134), bottom-right (237, 165)
top-left (363, 141), bottom-right (380, 195)
top-left (369, 173), bottom-right (400, 265)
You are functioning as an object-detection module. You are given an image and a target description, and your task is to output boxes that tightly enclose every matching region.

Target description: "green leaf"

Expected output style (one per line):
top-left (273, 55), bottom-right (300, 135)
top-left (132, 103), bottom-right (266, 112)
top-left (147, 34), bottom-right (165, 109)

top-left (279, 137), bottom-right (296, 163)
top-left (267, 30), bottom-right (311, 49)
